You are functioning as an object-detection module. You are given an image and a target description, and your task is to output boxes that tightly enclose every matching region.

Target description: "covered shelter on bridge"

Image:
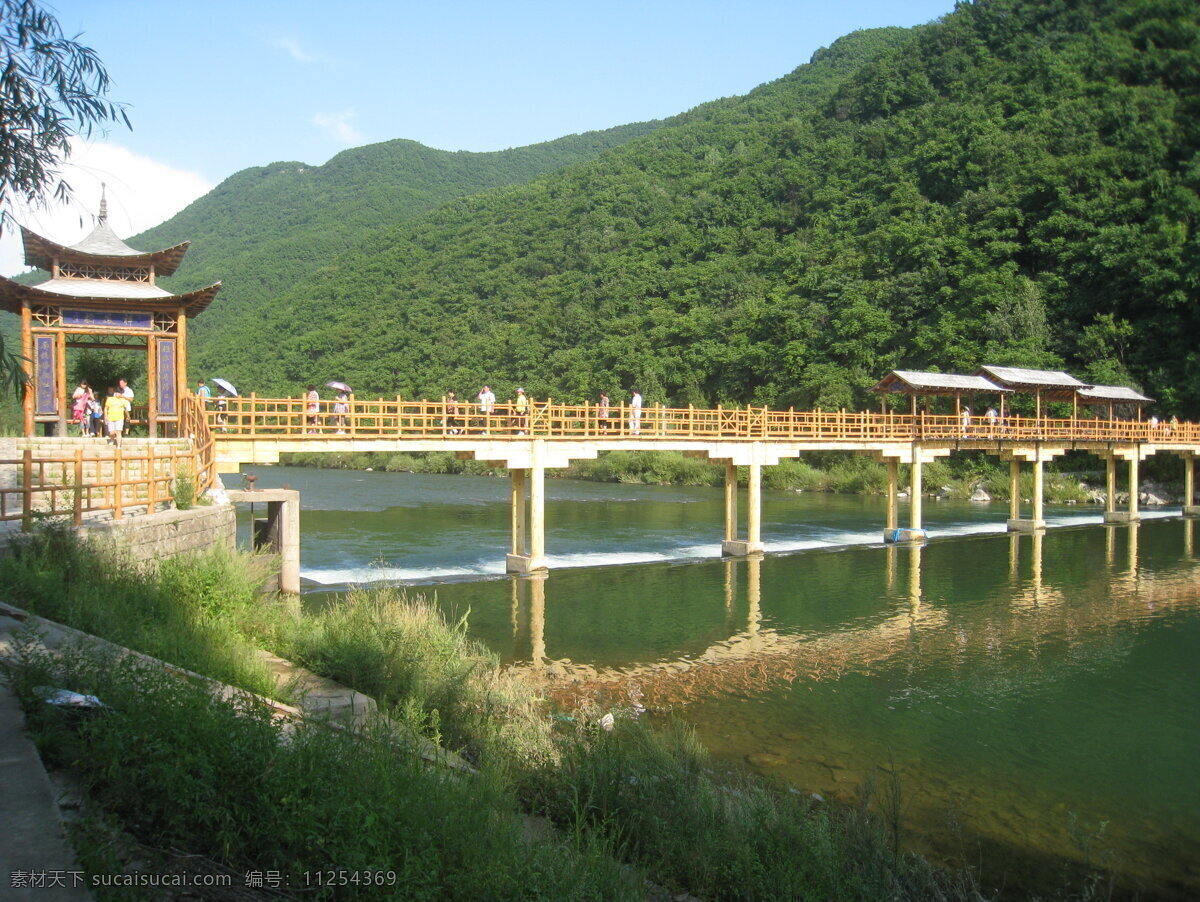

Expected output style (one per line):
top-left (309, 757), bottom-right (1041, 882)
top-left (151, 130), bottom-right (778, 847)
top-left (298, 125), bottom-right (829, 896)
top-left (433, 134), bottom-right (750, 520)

top-left (872, 370), bottom-right (1011, 418)
top-left (973, 365), bottom-right (1086, 420)
top-left (0, 191), bottom-right (220, 436)
top-left (1076, 384), bottom-right (1154, 421)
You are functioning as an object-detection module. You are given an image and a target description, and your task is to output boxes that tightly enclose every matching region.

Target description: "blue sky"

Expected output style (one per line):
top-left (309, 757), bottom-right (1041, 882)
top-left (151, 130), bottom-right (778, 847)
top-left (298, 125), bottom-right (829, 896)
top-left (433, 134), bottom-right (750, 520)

top-left (3, 0), bottom-right (955, 272)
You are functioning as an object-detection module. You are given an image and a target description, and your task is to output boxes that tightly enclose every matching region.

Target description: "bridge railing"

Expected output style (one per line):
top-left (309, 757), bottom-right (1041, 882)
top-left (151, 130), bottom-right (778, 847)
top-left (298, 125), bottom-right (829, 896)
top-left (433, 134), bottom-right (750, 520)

top-left (201, 395), bottom-right (1200, 445)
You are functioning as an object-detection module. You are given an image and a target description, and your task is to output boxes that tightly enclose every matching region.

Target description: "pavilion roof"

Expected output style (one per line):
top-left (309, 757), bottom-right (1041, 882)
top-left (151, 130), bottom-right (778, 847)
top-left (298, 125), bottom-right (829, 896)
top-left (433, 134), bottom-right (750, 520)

top-left (973, 365), bottom-right (1085, 399)
top-left (872, 370), bottom-right (1011, 396)
top-left (20, 224), bottom-right (190, 276)
top-left (1077, 384), bottom-right (1154, 405)
top-left (0, 274), bottom-right (221, 317)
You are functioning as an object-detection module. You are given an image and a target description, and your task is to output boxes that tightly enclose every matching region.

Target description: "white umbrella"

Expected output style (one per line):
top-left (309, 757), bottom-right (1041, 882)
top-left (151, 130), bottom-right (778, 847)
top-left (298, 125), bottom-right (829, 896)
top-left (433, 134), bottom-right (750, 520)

top-left (212, 377), bottom-right (238, 396)
top-left (326, 380), bottom-right (352, 393)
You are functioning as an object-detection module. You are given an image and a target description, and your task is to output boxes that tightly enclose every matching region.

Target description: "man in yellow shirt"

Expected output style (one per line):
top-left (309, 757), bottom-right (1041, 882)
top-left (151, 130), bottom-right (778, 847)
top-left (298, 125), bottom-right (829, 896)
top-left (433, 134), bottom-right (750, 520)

top-left (514, 387), bottom-right (529, 435)
top-left (103, 387), bottom-right (130, 447)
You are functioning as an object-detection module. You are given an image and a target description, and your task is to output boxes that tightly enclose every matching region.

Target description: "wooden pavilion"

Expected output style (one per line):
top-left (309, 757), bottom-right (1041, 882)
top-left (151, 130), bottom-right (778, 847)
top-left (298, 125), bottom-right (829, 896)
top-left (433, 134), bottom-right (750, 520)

top-left (0, 193), bottom-right (220, 436)
top-left (973, 365), bottom-right (1086, 419)
top-left (1077, 384), bottom-right (1153, 421)
top-left (872, 370), bottom-right (1011, 418)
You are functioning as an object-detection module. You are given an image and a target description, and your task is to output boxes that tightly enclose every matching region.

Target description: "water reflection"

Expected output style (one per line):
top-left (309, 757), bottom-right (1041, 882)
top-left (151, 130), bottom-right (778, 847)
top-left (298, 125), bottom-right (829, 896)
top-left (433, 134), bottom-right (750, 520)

top-left (508, 520), bottom-right (1200, 709)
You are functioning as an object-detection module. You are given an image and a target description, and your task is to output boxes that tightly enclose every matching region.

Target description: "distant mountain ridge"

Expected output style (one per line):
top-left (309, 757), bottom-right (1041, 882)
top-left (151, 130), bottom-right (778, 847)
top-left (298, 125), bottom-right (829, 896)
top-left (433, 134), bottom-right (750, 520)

top-left (10, 0), bottom-right (1200, 419)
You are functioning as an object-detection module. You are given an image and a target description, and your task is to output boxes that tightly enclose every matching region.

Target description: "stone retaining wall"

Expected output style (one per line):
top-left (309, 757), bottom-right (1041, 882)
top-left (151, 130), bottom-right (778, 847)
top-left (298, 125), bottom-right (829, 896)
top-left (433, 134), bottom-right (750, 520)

top-left (75, 504), bottom-right (236, 566)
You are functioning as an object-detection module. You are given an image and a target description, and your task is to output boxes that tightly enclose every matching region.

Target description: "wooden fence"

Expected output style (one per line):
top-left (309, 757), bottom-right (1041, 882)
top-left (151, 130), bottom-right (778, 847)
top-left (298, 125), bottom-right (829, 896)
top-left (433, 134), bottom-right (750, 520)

top-left (202, 395), bottom-right (1200, 445)
top-left (2, 396), bottom-right (217, 530)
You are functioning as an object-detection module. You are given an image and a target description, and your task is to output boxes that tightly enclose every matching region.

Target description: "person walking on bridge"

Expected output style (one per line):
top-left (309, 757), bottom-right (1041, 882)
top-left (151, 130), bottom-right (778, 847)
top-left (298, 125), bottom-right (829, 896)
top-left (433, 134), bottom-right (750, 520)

top-left (598, 391), bottom-right (611, 431)
top-left (305, 385), bottom-right (320, 433)
top-left (514, 387), bottom-right (529, 435)
top-left (477, 384), bottom-right (496, 434)
top-left (630, 389), bottom-right (643, 435)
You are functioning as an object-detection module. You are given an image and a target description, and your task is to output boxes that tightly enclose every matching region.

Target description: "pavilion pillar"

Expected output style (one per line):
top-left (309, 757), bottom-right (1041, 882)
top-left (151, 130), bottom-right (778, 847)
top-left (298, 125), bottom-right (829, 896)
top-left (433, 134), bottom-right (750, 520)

top-left (1183, 455), bottom-right (1199, 516)
top-left (55, 331), bottom-right (67, 435)
top-left (147, 335), bottom-right (158, 437)
top-left (21, 300), bottom-right (33, 436)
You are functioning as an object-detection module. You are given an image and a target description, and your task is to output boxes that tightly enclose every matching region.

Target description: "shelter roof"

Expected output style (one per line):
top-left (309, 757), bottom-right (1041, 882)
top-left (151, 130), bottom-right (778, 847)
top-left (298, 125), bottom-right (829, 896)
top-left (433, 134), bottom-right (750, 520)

top-left (20, 224), bottom-right (190, 276)
top-left (1077, 384), bottom-right (1153, 405)
top-left (0, 274), bottom-right (221, 317)
top-left (974, 365), bottom-right (1086, 391)
top-left (873, 370), bottom-right (1011, 395)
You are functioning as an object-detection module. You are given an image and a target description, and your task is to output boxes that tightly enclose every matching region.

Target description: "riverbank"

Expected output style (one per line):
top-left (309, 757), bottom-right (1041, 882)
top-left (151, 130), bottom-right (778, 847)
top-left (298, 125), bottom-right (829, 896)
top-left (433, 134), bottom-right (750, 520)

top-left (277, 449), bottom-right (1188, 506)
top-left (0, 527), bottom-right (993, 900)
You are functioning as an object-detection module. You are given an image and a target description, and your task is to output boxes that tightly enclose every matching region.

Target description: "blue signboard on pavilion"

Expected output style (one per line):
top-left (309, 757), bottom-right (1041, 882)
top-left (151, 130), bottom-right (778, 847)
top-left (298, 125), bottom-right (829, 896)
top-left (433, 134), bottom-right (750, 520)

top-left (63, 309), bottom-right (153, 330)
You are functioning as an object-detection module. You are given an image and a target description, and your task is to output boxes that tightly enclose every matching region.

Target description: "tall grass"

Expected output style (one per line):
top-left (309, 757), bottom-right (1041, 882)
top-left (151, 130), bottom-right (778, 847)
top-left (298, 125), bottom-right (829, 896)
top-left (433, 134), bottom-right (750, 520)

top-left (4, 641), bottom-right (640, 901)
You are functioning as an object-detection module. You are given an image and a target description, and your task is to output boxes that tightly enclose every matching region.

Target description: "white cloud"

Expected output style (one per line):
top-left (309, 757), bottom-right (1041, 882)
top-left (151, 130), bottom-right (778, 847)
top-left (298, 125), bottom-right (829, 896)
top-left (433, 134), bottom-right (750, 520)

top-left (270, 35), bottom-right (335, 65)
top-left (313, 109), bottom-right (364, 146)
top-left (0, 139), bottom-right (213, 277)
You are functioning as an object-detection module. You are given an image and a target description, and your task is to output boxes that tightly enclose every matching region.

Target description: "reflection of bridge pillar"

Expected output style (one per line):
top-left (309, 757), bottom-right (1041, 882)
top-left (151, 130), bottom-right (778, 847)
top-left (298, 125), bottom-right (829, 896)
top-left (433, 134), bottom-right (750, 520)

top-left (747, 554), bottom-right (761, 636)
top-left (907, 543), bottom-right (922, 613)
top-left (886, 544), bottom-right (897, 592)
top-left (724, 461), bottom-right (737, 543)
top-left (1128, 522), bottom-right (1139, 573)
top-left (1030, 530), bottom-right (1044, 602)
top-left (1186, 519), bottom-right (1194, 559)
top-left (1009, 531), bottom-right (1020, 579)
top-left (1182, 455), bottom-right (1199, 516)
top-left (529, 573), bottom-right (547, 664)
top-left (1105, 524), bottom-right (1116, 567)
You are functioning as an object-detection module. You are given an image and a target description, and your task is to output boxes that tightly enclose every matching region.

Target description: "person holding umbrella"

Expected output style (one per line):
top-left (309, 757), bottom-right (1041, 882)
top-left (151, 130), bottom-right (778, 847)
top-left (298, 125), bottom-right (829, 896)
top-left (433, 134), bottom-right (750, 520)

top-left (212, 378), bottom-right (238, 430)
top-left (327, 381), bottom-right (352, 434)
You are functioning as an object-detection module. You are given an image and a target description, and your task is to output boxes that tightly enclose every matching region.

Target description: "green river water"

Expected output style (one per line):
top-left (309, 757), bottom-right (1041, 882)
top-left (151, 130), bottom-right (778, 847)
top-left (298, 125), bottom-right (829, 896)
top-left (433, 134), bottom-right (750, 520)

top-left (227, 467), bottom-right (1200, 898)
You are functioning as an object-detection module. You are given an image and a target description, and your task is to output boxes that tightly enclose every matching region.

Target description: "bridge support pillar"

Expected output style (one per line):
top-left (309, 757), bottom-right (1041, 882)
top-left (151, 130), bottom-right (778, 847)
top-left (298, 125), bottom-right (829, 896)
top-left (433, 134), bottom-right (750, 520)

top-left (1103, 448), bottom-right (1143, 523)
top-left (1003, 445), bottom-right (1064, 531)
top-left (1183, 455), bottom-right (1199, 516)
top-left (722, 460), bottom-right (764, 556)
top-left (877, 445), bottom-right (945, 542)
top-left (227, 488), bottom-right (300, 594)
top-left (506, 443), bottom-right (548, 573)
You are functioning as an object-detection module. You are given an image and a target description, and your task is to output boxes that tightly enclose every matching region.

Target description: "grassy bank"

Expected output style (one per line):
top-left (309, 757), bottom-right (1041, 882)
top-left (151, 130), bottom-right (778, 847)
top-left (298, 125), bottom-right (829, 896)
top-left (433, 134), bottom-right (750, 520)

top-left (0, 531), bottom-right (991, 900)
top-left (281, 448), bottom-right (1109, 503)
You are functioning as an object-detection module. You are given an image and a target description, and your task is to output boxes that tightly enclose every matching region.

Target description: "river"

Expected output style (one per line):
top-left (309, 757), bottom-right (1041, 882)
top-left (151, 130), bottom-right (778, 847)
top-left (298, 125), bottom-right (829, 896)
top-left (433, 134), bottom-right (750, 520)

top-left (225, 466), bottom-right (1200, 898)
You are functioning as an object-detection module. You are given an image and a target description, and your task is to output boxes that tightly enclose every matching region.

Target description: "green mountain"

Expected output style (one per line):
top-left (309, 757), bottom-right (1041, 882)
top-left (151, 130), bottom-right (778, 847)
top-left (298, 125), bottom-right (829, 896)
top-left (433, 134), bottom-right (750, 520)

top-left (179, 0), bottom-right (1198, 416)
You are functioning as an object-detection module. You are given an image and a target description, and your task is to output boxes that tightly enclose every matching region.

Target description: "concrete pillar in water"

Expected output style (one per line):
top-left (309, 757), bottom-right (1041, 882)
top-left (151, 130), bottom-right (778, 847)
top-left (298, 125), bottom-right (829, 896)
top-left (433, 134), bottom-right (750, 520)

top-left (506, 441), bottom-right (548, 573)
top-left (1183, 455), bottom-right (1198, 516)
top-left (724, 461), bottom-right (737, 543)
top-left (1032, 455), bottom-right (1045, 526)
top-left (884, 459), bottom-right (899, 538)
top-left (1009, 459), bottom-right (1021, 522)
top-left (722, 447), bottom-right (764, 555)
top-left (910, 450), bottom-right (923, 531)
top-left (1106, 455), bottom-right (1117, 515)
top-left (1128, 455), bottom-right (1140, 520)
top-left (232, 488), bottom-right (300, 594)
top-left (530, 455), bottom-right (546, 563)
top-left (1104, 447), bottom-right (1142, 523)
top-left (510, 468), bottom-right (527, 556)
top-left (747, 461), bottom-right (762, 548)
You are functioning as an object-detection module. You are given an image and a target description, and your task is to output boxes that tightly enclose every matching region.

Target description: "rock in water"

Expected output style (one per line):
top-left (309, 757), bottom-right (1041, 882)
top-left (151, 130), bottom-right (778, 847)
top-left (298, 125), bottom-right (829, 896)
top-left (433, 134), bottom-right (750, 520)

top-left (969, 487), bottom-right (991, 503)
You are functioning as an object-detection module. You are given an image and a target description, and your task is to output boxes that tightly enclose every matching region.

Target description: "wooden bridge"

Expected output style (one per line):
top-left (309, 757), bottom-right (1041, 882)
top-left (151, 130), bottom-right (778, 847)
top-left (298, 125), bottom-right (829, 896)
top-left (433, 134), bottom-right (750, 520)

top-left (205, 395), bottom-right (1200, 573)
top-left (6, 394), bottom-right (1199, 575)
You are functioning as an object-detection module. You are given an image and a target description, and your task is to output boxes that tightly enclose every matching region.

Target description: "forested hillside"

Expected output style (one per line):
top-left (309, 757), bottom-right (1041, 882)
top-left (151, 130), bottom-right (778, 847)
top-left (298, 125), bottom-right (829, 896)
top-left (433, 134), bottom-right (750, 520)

top-left (181, 0), bottom-right (1197, 416)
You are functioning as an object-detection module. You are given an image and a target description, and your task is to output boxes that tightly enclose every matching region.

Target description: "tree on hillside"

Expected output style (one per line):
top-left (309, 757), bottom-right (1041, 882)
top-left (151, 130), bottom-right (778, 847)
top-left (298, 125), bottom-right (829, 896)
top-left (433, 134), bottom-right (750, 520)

top-left (0, 0), bottom-right (129, 395)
